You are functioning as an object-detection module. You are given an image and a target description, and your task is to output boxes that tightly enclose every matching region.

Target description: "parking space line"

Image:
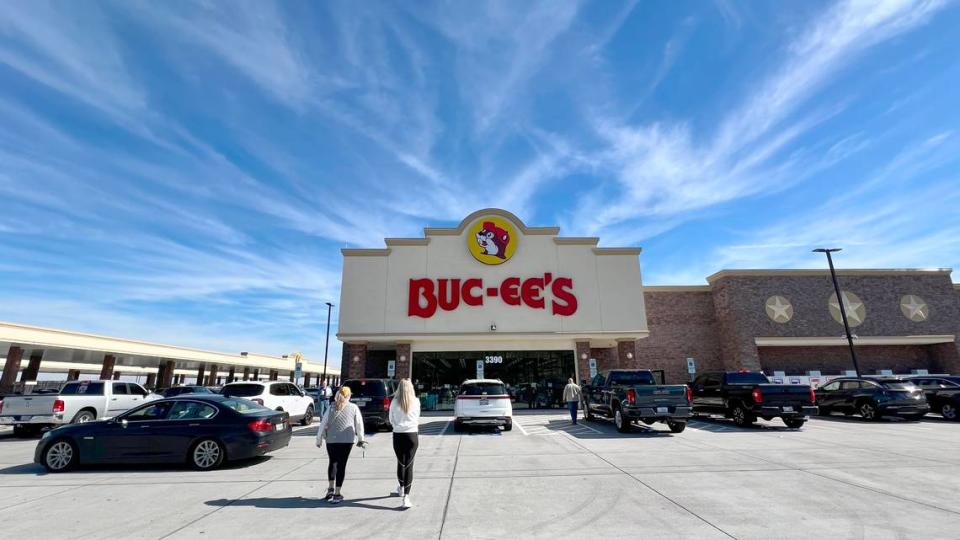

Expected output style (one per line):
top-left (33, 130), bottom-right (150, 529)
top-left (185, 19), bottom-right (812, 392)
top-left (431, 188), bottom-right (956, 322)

top-left (514, 419), bottom-right (529, 436)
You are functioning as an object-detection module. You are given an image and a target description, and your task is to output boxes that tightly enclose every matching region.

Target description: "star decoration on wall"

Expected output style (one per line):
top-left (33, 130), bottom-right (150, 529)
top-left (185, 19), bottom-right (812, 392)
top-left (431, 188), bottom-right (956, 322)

top-left (765, 295), bottom-right (794, 323)
top-left (828, 290), bottom-right (866, 328)
top-left (900, 295), bottom-right (929, 322)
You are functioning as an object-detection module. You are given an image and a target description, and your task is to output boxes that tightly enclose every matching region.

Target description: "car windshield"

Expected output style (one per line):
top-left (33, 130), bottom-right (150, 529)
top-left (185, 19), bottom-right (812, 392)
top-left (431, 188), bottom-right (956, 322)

top-left (460, 383), bottom-right (507, 395)
top-left (725, 373), bottom-right (770, 385)
top-left (345, 380), bottom-right (386, 397)
top-left (608, 371), bottom-right (655, 385)
top-left (60, 382), bottom-right (104, 395)
top-left (221, 384), bottom-right (264, 397)
top-left (220, 398), bottom-right (271, 413)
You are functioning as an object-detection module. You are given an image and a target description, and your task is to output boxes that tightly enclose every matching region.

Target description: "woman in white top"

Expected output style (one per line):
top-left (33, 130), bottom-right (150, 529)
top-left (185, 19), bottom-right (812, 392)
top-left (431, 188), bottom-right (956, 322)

top-left (389, 379), bottom-right (420, 509)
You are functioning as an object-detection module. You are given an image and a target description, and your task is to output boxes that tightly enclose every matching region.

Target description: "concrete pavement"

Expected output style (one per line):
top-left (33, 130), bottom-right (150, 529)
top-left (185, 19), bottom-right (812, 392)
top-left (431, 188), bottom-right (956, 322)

top-left (1, 412), bottom-right (959, 539)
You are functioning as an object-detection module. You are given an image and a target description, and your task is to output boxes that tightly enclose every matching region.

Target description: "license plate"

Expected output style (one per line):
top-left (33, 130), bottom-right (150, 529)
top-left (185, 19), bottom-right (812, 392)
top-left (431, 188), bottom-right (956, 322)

top-left (275, 422), bottom-right (285, 431)
top-left (656, 407), bottom-right (668, 413)
top-left (783, 406), bottom-right (794, 412)
top-left (16, 416), bottom-right (31, 421)
top-left (479, 399), bottom-right (489, 406)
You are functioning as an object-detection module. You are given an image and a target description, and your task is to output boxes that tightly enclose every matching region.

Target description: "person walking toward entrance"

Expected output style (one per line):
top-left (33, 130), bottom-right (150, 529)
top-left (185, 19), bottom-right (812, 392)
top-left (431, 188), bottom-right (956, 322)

top-left (316, 382), bottom-right (329, 419)
top-left (563, 378), bottom-right (582, 425)
top-left (315, 385), bottom-right (366, 504)
top-left (389, 379), bottom-right (420, 509)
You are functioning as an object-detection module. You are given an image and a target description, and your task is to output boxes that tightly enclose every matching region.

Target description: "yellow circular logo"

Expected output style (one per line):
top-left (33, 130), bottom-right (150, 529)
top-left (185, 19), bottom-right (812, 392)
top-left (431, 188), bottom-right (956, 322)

top-left (467, 216), bottom-right (517, 265)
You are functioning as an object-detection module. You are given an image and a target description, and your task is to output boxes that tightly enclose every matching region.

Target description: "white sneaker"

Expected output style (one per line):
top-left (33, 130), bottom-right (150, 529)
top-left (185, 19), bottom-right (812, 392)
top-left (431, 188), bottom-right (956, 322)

top-left (401, 495), bottom-right (412, 509)
top-left (392, 485), bottom-right (404, 497)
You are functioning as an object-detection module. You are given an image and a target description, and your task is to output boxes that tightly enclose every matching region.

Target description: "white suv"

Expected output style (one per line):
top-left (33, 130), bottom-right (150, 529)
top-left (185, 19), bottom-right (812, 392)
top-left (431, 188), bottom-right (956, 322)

top-left (221, 381), bottom-right (315, 425)
top-left (453, 379), bottom-right (513, 432)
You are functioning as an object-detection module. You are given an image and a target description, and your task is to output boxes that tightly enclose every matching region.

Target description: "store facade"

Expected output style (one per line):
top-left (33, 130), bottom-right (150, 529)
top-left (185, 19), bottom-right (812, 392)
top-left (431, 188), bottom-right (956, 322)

top-left (337, 209), bottom-right (648, 410)
top-left (339, 209), bottom-right (960, 409)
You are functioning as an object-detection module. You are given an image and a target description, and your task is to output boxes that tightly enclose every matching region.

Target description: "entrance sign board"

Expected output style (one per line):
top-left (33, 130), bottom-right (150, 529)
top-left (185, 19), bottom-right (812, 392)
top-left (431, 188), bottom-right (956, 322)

top-left (476, 360), bottom-right (484, 380)
top-left (387, 360), bottom-right (396, 378)
top-left (589, 358), bottom-right (598, 379)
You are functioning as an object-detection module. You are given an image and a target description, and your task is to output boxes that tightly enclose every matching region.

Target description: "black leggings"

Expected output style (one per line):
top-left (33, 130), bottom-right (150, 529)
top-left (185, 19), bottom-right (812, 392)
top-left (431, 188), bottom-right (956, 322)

top-left (392, 433), bottom-right (419, 494)
top-left (326, 443), bottom-right (353, 487)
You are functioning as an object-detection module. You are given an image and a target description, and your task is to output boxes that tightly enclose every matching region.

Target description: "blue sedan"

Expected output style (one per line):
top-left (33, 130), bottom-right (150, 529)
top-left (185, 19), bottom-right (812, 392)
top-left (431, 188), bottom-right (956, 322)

top-left (34, 395), bottom-right (291, 472)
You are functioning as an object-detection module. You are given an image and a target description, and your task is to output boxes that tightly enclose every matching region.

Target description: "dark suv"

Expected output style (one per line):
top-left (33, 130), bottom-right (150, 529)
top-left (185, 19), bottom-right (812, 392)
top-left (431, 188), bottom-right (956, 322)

top-left (343, 379), bottom-right (397, 430)
top-left (904, 376), bottom-right (960, 421)
top-left (815, 377), bottom-right (929, 421)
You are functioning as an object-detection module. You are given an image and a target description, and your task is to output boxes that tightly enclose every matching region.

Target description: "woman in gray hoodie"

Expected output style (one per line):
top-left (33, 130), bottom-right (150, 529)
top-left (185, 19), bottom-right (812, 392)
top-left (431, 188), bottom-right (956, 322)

top-left (315, 385), bottom-right (366, 504)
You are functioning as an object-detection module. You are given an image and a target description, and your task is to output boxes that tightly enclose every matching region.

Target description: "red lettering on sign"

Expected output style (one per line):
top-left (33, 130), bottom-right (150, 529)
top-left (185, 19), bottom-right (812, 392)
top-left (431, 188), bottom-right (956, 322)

top-left (407, 275), bottom-right (578, 317)
top-left (438, 278), bottom-right (461, 311)
top-left (408, 278), bottom-right (436, 318)
top-left (551, 277), bottom-right (577, 316)
top-left (500, 277), bottom-right (521, 306)
top-left (462, 279), bottom-right (483, 306)
top-left (520, 277), bottom-right (545, 309)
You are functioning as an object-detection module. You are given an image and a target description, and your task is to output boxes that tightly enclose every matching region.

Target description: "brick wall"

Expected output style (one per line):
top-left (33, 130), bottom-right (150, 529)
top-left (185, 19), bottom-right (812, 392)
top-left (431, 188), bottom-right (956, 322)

top-left (758, 345), bottom-right (934, 375)
top-left (635, 290), bottom-right (724, 383)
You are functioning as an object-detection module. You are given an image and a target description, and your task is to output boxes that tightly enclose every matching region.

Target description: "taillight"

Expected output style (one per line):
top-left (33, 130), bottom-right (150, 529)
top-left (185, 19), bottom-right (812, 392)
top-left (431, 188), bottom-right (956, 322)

top-left (685, 386), bottom-right (693, 405)
top-left (53, 399), bottom-right (65, 413)
top-left (383, 396), bottom-right (392, 411)
top-left (252, 398), bottom-right (264, 406)
top-left (248, 419), bottom-right (273, 432)
top-left (751, 387), bottom-right (763, 404)
top-left (809, 388), bottom-right (816, 404)
top-left (0, 400), bottom-right (4, 415)
top-left (626, 388), bottom-right (637, 405)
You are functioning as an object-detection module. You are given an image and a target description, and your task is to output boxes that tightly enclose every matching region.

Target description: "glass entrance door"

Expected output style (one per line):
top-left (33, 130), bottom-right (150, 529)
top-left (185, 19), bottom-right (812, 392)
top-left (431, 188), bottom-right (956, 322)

top-left (411, 350), bottom-right (576, 411)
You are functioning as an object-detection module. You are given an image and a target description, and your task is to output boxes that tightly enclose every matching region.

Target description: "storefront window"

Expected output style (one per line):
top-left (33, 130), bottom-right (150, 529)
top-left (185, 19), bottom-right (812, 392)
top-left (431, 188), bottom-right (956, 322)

top-left (411, 350), bottom-right (576, 411)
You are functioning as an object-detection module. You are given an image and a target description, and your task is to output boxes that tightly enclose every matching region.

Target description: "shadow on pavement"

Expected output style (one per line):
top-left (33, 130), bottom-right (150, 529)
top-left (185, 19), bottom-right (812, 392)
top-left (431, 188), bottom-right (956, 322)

top-left (563, 419), bottom-right (679, 439)
top-left (688, 417), bottom-right (802, 433)
top-left (0, 456), bottom-right (273, 476)
top-left (813, 413), bottom-right (918, 424)
top-left (206, 495), bottom-right (401, 511)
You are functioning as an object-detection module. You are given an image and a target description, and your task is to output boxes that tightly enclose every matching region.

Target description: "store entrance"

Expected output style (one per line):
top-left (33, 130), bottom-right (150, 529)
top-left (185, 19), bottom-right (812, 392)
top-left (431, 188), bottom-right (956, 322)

top-left (411, 350), bottom-right (576, 411)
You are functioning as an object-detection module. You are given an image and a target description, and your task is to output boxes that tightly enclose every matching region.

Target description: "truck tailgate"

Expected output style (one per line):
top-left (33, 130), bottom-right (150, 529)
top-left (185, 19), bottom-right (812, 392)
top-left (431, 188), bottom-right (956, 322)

top-left (756, 384), bottom-right (813, 405)
top-left (634, 385), bottom-right (688, 404)
top-left (0, 395), bottom-right (56, 416)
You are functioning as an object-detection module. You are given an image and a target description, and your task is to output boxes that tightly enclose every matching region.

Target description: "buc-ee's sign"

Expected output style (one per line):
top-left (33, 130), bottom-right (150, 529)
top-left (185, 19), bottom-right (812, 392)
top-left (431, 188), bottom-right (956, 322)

top-left (407, 214), bottom-right (579, 318)
top-left (408, 274), bottom-right (578, 318)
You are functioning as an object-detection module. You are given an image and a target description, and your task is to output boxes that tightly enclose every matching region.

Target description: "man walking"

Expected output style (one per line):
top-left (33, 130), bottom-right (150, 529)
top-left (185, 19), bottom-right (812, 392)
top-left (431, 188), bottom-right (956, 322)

top-left (317, 381), bottom-right (329, 419)
top-left (563, 378), bottom-right (582, 425)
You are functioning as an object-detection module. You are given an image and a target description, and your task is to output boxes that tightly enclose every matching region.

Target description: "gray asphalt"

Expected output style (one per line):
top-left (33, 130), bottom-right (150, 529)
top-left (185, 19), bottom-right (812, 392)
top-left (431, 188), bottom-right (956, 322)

top-left (1, 411), bottom-right (959, 539)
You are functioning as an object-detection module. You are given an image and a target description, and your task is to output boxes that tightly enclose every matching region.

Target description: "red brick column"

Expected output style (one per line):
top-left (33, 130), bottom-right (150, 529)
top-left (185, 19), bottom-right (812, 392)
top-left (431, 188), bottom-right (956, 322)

top-left (396, 343), bottom-right (412, 380)
top-left (207, 364), bottom-right (219, 386)
top-left (67, 369), bottom-right (80, 381)
top-left (575, 341), bottom-right (591, 384)
top-left (20, 351), bottom-right (43, 383)
top-left (113, 371), bottom-right (121, 380)
top-left (227, 366), bottom-right (236, 383)
top-left (617, 339), bottom-right (637, 368)
top-left (159, 360), bottom-right (175, 388)
top-left (196, 365), bottom-right (206, 385)
top-left (145, 373), bottom-right (157, 389)
top-left (269, 370), bottom-right (278, 381)
top-left (242, 367), bottom-right (250, 381)
top-left (931, 341), bottom-right (960, 374)
top-left (345, 342), bottom-right (368, 380)
top-left (99, 354), bottom-right (116, 380)
top-left (0, 345), bottom-right (23, 393)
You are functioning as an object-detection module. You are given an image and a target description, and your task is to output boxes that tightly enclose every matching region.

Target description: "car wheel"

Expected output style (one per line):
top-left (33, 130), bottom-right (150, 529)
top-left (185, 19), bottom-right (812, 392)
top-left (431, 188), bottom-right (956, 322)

top-left (189, 438), bottom-right (226, 471)
top-left (503, 419), bottom-right (513, 431)
top-left (783, 418), bottom-right (806, 429)
top-left (43, 439), bottom-right (78, 473)
top-left (858, 401), bottom-right (880, 421)
top-left (666, 420), bottom-right (686, 433)
top-left (614, 407), bottom-right (631, 433)
top-left (582, 402), bottom-right (593, 421)
top-left (71, 410), bottom-right (96, 424)
top-left (731, 405), bottom-right (755, 427)
top-left (299, 405), bottom-right (314, 426)
top-left (941, 403), bottom-right (958, 421)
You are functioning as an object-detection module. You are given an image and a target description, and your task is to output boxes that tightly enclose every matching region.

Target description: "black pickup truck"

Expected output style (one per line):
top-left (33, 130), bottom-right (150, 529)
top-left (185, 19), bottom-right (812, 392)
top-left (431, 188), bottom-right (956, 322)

top-left (582, 369), bottom-right (692, 433)
top-left (690, 371), bottom-right (817, 428)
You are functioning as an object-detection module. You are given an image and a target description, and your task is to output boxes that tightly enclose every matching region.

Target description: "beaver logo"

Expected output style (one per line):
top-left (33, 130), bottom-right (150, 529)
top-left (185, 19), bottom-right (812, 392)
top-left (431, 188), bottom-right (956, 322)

top-left (467, 215), bottom-right (517, 265)
top-left (475, 221), bottom-right (510, 259)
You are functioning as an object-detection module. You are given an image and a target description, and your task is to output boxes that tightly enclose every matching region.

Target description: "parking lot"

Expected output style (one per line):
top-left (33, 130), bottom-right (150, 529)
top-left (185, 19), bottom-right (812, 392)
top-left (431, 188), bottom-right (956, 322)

top-left (2, 412), bottom-right (960, 539)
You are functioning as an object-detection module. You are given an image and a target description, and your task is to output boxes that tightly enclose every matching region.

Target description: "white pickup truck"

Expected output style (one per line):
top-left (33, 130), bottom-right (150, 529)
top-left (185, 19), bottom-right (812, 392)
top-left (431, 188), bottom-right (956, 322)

top-left (0, 380), bottom-right (160, 435)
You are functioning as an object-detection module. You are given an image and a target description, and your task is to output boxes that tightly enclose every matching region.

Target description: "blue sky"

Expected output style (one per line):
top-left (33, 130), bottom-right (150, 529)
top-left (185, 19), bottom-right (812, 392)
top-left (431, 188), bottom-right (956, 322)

top-left (1, 1), bottom-right (958, 364)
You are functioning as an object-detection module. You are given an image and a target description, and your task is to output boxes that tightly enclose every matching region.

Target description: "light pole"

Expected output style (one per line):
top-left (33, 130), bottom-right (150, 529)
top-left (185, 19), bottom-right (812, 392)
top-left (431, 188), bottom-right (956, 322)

top-left (322, 302), bottom-right (333, 384)
top-left (813, 248), bottom-right (861, 377)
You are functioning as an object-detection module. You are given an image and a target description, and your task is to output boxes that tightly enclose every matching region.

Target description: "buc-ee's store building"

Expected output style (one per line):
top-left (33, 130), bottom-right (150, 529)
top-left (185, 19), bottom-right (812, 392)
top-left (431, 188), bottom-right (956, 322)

top-left (338, 209), bottom-right (960, 410)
